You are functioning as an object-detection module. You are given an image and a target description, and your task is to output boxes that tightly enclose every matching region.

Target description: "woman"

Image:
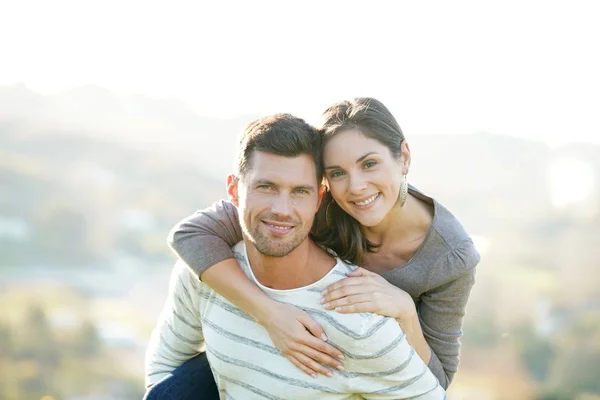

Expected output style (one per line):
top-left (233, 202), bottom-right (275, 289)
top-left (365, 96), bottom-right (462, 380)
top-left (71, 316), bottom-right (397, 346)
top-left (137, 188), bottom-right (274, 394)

top-left (163, 98), bottom-right (479, 395)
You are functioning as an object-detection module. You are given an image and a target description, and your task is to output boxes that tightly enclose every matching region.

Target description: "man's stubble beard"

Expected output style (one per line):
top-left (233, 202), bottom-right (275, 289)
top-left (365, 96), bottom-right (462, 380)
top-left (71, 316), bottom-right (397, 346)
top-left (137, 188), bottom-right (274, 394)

top-left (242, 216), bottom-right (308, 258)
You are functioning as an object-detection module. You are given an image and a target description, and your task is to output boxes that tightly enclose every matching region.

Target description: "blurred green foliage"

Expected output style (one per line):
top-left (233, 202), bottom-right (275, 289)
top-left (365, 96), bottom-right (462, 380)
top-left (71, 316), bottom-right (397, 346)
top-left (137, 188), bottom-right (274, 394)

top-left (0, 304), bottom-right (142, 400)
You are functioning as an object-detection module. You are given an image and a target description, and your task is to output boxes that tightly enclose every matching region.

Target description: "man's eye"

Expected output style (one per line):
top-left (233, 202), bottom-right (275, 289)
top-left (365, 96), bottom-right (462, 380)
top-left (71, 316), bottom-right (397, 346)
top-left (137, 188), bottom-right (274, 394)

top-left (295, 189), bottom-right (309, 195)
top-left (257, 185), bottom-right (272, 190)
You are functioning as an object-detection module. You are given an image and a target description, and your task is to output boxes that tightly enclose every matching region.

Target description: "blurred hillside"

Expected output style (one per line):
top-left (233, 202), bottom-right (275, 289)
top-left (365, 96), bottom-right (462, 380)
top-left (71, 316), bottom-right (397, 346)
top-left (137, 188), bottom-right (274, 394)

top-left (1, 83), bottom-right (599, 399)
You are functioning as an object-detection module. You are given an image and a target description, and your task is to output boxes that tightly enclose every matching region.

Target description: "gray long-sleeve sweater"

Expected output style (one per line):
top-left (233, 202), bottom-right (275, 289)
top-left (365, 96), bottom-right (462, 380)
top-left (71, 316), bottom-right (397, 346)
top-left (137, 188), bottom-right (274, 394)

top-left (168, 186), bottom-right (480, 389)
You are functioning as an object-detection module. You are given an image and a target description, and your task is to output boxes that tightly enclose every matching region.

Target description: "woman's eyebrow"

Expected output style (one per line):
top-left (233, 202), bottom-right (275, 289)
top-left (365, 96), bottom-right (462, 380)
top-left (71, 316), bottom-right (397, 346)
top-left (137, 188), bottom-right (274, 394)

top-left (324, 151), bottom-right (378, 170)
top-left (356, 152), bottom-right (377, 163)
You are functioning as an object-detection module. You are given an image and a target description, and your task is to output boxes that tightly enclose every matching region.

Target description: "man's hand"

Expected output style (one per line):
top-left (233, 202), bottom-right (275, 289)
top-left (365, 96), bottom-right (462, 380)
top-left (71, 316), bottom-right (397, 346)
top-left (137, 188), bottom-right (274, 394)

top-left (259, 302), bottom-right (345, 377)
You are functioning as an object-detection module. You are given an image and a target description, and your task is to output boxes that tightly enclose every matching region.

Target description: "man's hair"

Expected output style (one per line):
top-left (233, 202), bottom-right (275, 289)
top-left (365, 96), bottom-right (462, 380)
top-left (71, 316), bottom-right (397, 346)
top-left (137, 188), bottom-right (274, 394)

top-left (235, 113), bottom-right (323, 183)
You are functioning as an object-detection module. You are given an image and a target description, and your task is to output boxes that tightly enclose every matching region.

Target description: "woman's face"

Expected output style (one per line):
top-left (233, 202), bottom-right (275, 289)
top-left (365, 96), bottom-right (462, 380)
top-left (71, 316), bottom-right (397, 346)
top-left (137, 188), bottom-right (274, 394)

top-left (323, 129), bottom-right (408, 228)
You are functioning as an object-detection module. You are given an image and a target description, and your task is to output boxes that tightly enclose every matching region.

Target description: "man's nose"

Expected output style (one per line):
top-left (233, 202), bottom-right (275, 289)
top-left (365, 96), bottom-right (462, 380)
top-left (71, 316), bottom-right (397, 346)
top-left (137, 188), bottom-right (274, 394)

top-left (271, 194), bottom-right (292, 217)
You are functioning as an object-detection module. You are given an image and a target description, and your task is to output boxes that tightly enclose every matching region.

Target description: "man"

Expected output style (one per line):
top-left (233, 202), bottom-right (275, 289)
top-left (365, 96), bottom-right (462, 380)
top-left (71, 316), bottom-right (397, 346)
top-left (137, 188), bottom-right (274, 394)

top-left (145, 114), bottom-right (445, 399)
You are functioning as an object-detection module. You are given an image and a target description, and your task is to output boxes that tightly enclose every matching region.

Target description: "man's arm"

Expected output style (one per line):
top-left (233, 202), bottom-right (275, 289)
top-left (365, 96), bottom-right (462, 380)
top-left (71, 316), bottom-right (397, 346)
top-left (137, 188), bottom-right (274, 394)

top-left (145, 261), bottom-right (206, 388)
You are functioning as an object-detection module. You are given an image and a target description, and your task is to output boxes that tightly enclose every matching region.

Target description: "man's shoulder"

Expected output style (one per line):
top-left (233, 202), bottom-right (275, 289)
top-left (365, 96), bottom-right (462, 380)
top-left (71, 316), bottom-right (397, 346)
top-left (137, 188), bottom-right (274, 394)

top-left (231, 241), bottom-right (251, 271)
top-left (170, 259), bottom-right (209, 295)
top-left (231, 241), bottom-right (246, 256)
top-left (310, 259), bottom-right (402, 338)
top-left (172, 259), bottom-right (194, 281)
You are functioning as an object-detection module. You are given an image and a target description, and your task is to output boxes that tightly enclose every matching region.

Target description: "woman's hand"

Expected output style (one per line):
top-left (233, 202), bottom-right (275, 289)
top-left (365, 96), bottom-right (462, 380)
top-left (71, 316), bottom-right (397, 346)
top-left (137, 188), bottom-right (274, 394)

top-left (320, 267), bottom-right (417, 320)
top-left (260, 302), bottom-right (345, 378)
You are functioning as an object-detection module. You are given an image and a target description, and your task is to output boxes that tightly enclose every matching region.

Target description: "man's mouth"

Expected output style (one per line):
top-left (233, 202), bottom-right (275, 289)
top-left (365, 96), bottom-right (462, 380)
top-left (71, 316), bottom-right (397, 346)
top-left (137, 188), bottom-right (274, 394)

top-left (263, 221), bottom-right (294, 234)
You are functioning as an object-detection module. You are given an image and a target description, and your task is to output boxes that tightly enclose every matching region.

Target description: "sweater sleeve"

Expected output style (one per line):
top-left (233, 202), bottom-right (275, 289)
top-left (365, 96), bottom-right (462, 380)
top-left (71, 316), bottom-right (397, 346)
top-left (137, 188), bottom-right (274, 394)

top-left (168, 200), bottom-right (243, 279)
top-left (145, 262), bottom-right (206, 387)
top-left (420, 239), bottom-right (479, 389)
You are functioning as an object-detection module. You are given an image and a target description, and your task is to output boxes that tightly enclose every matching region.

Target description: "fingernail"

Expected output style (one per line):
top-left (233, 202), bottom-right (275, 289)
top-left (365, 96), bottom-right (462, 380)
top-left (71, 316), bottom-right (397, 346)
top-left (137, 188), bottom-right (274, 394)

top-left (321, 290), bottom-right (327, 296)
top-left (324, 303), bottom-right (331, 309)
top-left (327, 371), bottom-right (333, 377)
top-left (335, 307), bottom-right (342, 312)
top-left (321, 333), bottom-right (328, 341)
top-left (320, 297), bottom-right (325, 304)
top-left (338, 354), bottom-right (345, 360)
top-left (337, 365), bottom-right (344, 371)
top-left (311, 373), bottom-right (317, 378)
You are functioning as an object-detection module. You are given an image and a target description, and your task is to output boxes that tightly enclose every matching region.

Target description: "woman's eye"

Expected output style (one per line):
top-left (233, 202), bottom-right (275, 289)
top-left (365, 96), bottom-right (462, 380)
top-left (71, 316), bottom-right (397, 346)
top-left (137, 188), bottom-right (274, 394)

top-left (330, 170), bottom-right (345, 178)
top-left (364, 161), bottom-right (377, 169)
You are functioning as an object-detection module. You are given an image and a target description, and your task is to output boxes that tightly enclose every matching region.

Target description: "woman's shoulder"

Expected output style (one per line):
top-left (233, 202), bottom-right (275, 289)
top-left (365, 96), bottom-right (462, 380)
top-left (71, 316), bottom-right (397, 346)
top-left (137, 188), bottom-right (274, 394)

top-left (410, 185), bottom-right (471, 248)
top-left (408, 186), bottom-right (480, 284)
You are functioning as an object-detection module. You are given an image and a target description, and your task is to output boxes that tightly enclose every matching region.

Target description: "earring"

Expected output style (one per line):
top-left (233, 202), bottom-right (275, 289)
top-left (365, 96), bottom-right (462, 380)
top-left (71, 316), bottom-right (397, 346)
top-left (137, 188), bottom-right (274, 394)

top-left (326, 201), bottom-right (335, 228)
top-left (399, 175), bottom-right (408, 207)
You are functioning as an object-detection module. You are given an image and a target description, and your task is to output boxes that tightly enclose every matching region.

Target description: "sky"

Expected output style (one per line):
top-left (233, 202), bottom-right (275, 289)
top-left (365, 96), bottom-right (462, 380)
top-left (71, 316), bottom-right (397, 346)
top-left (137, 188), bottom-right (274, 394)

top-left (1, 0), bottom-right (599, 146)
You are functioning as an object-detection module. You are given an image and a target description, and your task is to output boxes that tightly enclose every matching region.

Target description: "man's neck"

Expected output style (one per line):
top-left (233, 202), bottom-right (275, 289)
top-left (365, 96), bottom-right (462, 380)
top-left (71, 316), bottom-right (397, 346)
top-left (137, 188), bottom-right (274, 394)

top-left (244, 239), bottom-right (336, 290)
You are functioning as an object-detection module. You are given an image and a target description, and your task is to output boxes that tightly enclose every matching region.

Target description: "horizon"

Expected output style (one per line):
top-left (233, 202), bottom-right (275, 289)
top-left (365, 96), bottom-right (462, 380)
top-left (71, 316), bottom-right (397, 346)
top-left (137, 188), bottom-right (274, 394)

top-left (2, 81), bottom-right (599, 150)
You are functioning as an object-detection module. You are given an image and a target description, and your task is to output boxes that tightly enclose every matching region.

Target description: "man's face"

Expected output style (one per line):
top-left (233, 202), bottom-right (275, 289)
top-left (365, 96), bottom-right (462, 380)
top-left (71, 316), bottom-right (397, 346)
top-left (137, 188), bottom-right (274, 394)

top-left (229, 151), bottom-right (323, 257)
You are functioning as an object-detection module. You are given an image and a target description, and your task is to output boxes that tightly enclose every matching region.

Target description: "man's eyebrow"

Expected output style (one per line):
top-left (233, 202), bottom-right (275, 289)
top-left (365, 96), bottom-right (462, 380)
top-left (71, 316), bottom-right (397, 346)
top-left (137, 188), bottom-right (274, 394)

top-left (252, 179), bottom-right (276, 186)
top-left (252, 180), bottom-right (316, 191)
top-left (324, 152), bottom-right (378, 170)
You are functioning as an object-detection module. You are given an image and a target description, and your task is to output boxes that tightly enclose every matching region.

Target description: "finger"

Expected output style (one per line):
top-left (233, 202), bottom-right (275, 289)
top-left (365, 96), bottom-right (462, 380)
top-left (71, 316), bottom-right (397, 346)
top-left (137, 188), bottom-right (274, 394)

top-left (302, 334), bottom-right (345, 362)
top-left (323, 294), bottom-right (373, 310)
top-left (296, 337), bottom-right (344, 368)
top-left (295, 344), bottom-right (344, 371)
top-left (334, 302), bottom-right (374, 314)
top-left (345, 267), bottom-right (370, 277)
top-left (297, 314), bottom-right (328, 342)
top-left (293, 352), bottom-right (334, 377)
top-left (322, 277), bottom-right (370, 297)
top-left (322, 281), bottom-right (371, 303)
top-left (287, 355), bottom-right (318, 378)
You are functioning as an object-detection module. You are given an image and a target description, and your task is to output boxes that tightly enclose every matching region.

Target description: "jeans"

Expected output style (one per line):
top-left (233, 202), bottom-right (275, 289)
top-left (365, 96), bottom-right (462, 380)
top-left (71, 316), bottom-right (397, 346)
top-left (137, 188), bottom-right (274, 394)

top-left (144, 352), bottom-right (219, 400)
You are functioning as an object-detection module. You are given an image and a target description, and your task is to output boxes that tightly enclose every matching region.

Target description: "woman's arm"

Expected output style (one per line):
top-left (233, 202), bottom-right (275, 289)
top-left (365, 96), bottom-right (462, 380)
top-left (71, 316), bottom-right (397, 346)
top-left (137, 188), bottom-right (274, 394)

top-left (418, 239), bottom-right (479, 389)
top-left (168, 201), bottom-right (345, 375)
top-left (168, 200), bottom-right (242, 278)
top-left (394, 297), bottom-right (432, 365)
top-left (320, 239), bottom-right (478, 388)
top-left (320, 268), bottom-right (432, 365)
top-left (418, 267), bottom-right (476, 389)
top-left (201, 259), bottom-right (344, 377)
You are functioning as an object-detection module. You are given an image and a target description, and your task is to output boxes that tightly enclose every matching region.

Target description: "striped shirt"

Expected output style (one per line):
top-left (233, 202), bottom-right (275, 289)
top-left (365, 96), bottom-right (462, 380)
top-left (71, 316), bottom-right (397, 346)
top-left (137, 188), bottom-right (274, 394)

top-left (146, 241), bottom-right (446, 399)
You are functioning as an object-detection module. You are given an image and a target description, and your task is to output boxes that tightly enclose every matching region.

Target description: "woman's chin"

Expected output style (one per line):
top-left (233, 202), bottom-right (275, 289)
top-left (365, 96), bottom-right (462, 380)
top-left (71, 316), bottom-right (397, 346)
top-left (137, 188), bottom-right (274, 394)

top-left (338, 204), bottom-right (387, 228)
top-left (351, 212), bottom-right (386, 228)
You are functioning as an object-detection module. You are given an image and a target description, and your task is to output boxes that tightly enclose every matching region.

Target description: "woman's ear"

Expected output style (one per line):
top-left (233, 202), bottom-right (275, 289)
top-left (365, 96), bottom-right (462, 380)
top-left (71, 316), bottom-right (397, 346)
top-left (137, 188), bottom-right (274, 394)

top-left (226, 174), bottom-right (240, 207)
top-left (400, 141), bottom-right (412, 175)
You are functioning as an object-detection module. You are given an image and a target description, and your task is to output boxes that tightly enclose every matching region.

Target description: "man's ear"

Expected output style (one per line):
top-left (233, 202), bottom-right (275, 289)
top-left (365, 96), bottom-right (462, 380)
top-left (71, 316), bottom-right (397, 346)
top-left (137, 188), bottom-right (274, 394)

top-left (227, 174), bottom-right (240, 207)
